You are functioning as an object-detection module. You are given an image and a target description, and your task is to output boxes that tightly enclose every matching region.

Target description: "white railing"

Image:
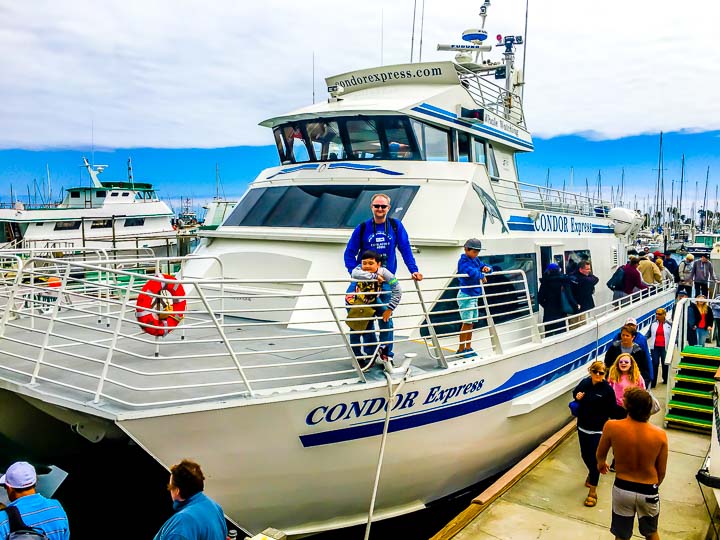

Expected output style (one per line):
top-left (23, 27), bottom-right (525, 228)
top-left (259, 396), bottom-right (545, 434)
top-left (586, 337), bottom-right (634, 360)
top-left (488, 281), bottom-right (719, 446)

top-left (0, 257), bottom-right (674, 410)
top-left (455, 64), bottom-right (525, 127)
top-left (492, 177), bottom-right (611, 217)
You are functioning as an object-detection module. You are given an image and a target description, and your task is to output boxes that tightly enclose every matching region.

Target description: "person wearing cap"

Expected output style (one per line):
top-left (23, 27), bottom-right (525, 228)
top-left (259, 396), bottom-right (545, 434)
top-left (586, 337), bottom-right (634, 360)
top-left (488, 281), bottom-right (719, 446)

top-left (154, 459), bottom-right (227, 540)
top-left (538, 262), bottom-right (577, 337)
top-left (678, 253), bottom-right (695, 296)
top-left (611, 316), bottom-right (653, 386)
top-left (0, 461), bottom-right (69, 540)
top-left (604, 324), bottom-right (652, 386)
top-left (455, 238), bottom-right (492, 357)
top-left (690, 253), bottom-right (716, 297)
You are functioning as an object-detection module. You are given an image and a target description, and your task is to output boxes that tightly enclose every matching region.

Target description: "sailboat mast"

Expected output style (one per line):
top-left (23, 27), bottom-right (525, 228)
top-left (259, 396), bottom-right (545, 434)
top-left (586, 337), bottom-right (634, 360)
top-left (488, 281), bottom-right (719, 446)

top-left (654, 132), bottom-right (663, 231)
top-left (702, 166), bottom-right (710, 231)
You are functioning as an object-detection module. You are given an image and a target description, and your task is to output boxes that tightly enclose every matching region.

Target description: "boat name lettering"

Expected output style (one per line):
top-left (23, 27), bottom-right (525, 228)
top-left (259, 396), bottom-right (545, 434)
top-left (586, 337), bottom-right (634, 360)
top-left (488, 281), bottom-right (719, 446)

top-left (334, 67), bottom-right (444, 89)
top-left (533, 214), bottom-right (592, 234)
top-left (483, 114), bottom-right (520, 137)
top-left (304, 379), bottom-right (484, 425)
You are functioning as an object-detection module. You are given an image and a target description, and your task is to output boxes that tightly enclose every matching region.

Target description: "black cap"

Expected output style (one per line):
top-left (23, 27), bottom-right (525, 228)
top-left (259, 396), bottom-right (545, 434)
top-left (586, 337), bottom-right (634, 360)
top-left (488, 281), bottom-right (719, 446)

top-left (463, 238), bottom-right (482, 250)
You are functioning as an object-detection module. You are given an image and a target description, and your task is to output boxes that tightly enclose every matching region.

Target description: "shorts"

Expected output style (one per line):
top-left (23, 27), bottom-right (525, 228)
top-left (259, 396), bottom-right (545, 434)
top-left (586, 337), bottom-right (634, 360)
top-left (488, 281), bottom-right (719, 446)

top-left (611, 478), bottom-right (660, 540)
top-left (457, 291), bottom-right (478, 323)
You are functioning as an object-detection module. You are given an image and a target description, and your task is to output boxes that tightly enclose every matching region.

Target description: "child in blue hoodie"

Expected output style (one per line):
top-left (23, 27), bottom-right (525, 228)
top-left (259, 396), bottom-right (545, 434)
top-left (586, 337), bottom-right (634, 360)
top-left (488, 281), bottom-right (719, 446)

top-left (456, 238), bottom-right (492, 357)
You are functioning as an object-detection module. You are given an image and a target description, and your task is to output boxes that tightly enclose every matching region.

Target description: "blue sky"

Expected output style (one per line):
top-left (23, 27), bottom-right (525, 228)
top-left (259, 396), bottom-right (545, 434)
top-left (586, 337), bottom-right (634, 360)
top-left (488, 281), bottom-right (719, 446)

top-left (1, 0), bottom-right (718, 216)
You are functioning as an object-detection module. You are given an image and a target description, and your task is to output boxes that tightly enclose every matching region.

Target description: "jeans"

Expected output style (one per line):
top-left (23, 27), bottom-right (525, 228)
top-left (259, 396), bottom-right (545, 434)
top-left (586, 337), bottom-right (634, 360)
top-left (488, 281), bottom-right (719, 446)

top-left (350, 325), bottom-right (378, 362)
top-left (650, 346), bottom-right (667, 385)
top-left (578, 430), bottom-right (602, 486)
top-left (377, 283), bottom-right (394, 357)
top-left (697, 328), bottom-right (709, 347)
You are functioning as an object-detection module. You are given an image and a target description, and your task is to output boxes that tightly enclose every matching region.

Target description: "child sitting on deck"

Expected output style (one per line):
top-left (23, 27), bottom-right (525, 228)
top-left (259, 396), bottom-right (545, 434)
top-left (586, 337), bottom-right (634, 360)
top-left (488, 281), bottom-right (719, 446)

top-left (346, 250), bottom-right (402, 368)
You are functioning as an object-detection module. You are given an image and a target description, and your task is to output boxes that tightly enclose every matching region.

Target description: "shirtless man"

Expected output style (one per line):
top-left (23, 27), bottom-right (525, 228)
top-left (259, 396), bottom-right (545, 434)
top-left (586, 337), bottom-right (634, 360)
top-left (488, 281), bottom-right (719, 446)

top-left (597, 387), bottom-right (669, 540)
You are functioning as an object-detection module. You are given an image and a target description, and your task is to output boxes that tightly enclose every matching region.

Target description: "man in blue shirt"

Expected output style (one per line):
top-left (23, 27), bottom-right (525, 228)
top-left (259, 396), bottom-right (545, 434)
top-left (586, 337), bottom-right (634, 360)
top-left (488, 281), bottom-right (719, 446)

top-left (0, 461), bottom-right (69, 540)
top-left (344, 193), bottom-right (422, 360)
top-left (154, 459), bottom-right (227, 540)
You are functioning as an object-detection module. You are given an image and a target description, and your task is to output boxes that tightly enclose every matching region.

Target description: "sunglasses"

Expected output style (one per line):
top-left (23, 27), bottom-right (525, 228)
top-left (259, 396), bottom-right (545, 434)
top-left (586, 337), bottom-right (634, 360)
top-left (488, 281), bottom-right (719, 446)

top-left (591, 369), bottom-right (605, 375)
top-left (372, 204), bottom-right (388, 209)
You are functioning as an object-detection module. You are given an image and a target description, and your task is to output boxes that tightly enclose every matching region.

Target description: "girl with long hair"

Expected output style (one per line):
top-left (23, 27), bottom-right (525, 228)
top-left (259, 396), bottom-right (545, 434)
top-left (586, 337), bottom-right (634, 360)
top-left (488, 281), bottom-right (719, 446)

top-left (607, 353), bottom-right (646, 409)
top-left (690, 294), bottom-right (714, 347)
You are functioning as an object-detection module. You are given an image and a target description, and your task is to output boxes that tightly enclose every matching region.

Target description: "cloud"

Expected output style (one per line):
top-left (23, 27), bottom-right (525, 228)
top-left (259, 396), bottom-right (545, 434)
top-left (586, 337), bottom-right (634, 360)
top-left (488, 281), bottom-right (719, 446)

top-left (1, 0), bottom-right (718, 149)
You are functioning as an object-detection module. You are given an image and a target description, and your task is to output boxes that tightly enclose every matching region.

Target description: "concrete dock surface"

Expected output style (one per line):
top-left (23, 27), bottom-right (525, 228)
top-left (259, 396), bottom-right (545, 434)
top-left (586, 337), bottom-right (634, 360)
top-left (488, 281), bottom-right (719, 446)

top-left (435, 385), bottom-right (715, 540)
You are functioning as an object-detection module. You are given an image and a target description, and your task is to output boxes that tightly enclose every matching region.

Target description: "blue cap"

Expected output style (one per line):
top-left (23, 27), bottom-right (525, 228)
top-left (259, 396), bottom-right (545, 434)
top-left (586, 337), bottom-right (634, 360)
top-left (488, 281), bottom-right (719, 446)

top-left (546, 263), bottom-right (560, 271)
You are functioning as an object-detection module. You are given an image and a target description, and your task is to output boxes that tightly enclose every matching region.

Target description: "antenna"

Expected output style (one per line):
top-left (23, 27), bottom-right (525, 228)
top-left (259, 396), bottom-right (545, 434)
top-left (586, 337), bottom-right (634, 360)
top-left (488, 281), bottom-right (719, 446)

top-left (91, 119), bottom-right (95, 166)
top-left (381, 9), bottom-right (384, 65)
top-left (410, 0), bottom-right (418, 62)
top-left (418, 0), bottom-right (426, 62)
top-left (520, 0), bottom-right (529, 100)
top-left (312, 52), bottom-right (316, 104)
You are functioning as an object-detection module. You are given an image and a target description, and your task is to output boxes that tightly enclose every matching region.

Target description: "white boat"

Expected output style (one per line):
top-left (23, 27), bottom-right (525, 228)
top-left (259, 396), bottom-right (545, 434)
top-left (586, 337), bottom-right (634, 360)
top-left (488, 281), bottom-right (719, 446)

top-left (0, 3), bottom-right (675, 537)
top-left (0, 157), bottom-right (177, 255)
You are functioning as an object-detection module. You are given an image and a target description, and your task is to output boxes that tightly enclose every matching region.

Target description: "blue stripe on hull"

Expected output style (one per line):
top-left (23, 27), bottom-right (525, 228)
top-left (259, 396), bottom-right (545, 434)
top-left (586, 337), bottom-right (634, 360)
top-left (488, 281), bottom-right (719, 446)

top-left (299, 301), bottom-right (674, 448)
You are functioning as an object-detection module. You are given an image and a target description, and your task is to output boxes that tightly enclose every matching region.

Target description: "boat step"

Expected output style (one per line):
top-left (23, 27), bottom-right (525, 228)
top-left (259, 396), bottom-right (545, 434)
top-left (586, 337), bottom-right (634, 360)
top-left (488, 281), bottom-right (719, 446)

top-left (680, 346), bottom-right (720, 361)
top-left (665, 413), bottom-right (712, 429)
top-left (675, 374), bottom-right (715, 385)
top-left (677, 361), bottom-right (719, 372)
top-left (671, 387), bottom-right (713, 399)
top-left (667, 400), bottom-right (714, 413)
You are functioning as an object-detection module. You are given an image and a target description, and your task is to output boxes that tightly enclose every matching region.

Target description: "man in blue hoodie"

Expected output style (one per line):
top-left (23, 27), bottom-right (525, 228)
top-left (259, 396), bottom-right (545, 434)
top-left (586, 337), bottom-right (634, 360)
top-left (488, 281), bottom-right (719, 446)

top-left (154, 460), bottom-right (227, 540)
top-left (456, 238), bottom-right (492, 357)
top-left (344, 193), bottom-right (422, 281)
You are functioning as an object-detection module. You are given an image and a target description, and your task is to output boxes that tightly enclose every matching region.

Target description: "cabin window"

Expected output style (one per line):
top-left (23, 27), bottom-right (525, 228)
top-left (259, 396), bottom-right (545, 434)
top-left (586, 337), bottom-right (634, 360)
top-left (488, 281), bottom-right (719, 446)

top-left (96, 191), bottom-right (106, 198)
top-left (273, 116), bottom-right (420, 164)
top-left (487, 144), bottom-right (500, 180)
top-left (224, 185), bottom-right (418, 229)
top-left (70, 191), bottom-right (80, 199)
top-left (122, 192), bottom-right (130, 197)
top-left (91, 219), bottom-right (112, 229)
top-left (346, 119), bottom-right (381, 159)
top-left (420, 252), bottom-right (537, 340)
top-left (410, 120), bottom-right (450, 161)
top-left (564, 250), bottom-right (592, 275)
top-left (124, 218), bottom-right (145, 227)
top-left (35, 222), bottom-right (44, 227)
top-left (307, 120), bottom-right (346, 161)
top-left (111, 192), bottom-right (119, 197)
top-left (54, 221), bottom-right (81, 231)
top-left (472, 138), bottom-right (487, 165)
top-left (457, 131), bottom-right (471, 162)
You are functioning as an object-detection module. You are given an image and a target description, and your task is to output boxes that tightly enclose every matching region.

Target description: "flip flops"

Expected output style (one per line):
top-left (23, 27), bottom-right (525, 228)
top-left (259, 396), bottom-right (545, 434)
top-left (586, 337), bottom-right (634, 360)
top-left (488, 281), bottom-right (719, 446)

top-left (584, 494), bottom-right (598, 507)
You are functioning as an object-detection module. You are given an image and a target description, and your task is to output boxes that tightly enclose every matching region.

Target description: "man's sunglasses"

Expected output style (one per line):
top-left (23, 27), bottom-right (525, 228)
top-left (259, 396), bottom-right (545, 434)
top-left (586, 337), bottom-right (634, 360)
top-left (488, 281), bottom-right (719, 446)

top-left (591, 369), bottom-right (605, 375)
top-left (372, 204), bottom-right (388, 209)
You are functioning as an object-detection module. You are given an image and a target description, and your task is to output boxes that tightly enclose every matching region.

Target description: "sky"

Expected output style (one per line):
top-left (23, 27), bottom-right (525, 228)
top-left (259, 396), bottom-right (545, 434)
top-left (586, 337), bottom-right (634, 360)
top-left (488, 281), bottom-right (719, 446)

top-left (1, 0), bottom-right (718, 214)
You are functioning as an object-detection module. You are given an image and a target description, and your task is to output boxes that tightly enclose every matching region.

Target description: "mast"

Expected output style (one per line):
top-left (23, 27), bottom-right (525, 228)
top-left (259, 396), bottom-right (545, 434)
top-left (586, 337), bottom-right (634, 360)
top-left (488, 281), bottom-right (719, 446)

top-left (127, 157), bottom-right (135, 189)
top-left (654, 132), bottom-right (663, 231)
top-left (679, 154), bottom-right (685, 232)
top-left (702, 166), bottom-right (710, 231)
top-left (81, 156), bottom-right (106, 188)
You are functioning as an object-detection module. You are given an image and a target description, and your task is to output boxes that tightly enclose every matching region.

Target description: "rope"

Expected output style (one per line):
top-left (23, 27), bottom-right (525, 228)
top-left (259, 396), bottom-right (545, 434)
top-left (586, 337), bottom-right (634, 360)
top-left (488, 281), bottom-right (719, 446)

top-left (363, 368), bottom-right (409, 540)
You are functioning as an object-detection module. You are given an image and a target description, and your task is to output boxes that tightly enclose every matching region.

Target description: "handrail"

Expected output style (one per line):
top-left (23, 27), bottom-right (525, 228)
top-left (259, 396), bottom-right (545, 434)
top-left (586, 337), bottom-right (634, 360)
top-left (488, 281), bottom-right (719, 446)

top-left (0, 257), bottom-right (675, 411)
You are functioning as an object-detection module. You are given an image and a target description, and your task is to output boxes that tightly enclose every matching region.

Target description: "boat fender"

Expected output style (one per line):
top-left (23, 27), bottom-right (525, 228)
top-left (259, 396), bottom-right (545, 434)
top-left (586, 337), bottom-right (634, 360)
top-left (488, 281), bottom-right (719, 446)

top-left (135, 274), bottom-right (186, 337)
top-left (696, 467), bottom-right (720, 489)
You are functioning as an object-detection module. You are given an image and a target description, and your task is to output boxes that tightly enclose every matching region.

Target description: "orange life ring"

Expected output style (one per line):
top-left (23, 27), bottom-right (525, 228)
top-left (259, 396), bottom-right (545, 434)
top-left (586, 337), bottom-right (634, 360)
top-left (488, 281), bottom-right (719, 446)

top-left (135, 274), bottom-right (186, 336)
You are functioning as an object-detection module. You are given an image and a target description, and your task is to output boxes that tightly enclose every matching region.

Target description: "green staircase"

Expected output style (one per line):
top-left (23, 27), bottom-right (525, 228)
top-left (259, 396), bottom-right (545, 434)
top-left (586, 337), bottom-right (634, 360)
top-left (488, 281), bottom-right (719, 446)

top-left (665, 345), bottom-right (720, 431)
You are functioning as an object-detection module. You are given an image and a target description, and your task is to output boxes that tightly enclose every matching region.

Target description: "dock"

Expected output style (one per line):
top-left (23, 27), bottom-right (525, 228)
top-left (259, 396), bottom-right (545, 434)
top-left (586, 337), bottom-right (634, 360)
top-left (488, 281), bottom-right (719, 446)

top-left (432, 384), bottom-right (715, 540)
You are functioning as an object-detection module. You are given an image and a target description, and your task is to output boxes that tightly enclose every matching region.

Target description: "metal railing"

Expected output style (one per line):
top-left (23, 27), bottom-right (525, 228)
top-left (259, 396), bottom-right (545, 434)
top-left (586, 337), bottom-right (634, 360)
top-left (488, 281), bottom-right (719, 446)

top-left (0, 257), bottom-right (674, 411)
top-left (491, 177), bottom-right (612, 217)
top-left (455, 64), bottom-right (525, 127)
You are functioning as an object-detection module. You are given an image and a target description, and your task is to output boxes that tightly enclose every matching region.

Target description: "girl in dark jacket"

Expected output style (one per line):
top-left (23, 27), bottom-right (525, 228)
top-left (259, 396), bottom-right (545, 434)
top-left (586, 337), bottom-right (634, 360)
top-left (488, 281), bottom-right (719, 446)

top-left (604, 324), bottom-right (652, 386)
top-left (571, 360), bottom-right (619, 507)
top-left (538, 263), bottom-right (577, 337)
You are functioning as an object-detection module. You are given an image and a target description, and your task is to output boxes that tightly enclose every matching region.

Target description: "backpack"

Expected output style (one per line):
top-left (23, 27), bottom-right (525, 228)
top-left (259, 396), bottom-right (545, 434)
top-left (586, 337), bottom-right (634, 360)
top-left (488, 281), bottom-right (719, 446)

top-left (606, 266), bottom-right (625, 291)
top-left (358, 219), bottom-right (400, 265)
top-left (2, 506), bottom-right (50, 540)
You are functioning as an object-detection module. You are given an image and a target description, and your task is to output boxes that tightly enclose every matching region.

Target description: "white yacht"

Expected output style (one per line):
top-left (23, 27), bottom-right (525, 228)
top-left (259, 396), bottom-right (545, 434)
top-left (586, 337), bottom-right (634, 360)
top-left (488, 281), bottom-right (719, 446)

top-left (0, 3), bottom-right (675, 537)
top-left (0, 157), bottom-right (176, 254)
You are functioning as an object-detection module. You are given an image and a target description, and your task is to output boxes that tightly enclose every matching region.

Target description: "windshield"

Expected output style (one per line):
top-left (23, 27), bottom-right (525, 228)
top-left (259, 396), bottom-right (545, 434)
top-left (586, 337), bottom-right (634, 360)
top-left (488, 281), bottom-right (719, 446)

top-left (224, 185), bottom-right (418, 228)
top-left (273, 116), bottom-right (420, 164)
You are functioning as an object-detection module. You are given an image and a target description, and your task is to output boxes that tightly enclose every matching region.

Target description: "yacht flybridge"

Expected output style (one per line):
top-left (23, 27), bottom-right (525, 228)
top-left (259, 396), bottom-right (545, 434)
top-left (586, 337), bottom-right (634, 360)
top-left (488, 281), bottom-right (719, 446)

top-left (0, 2), bottom-right (674, 537)
top-left (0, 157), bottom-right (176, 254)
